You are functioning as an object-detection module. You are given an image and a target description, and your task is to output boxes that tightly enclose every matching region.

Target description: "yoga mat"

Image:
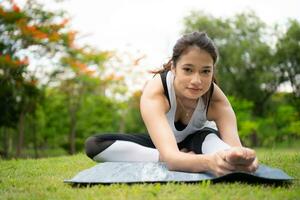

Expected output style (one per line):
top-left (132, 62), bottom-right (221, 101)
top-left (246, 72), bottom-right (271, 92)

top-left (64, 162), bottom-right (293, 185)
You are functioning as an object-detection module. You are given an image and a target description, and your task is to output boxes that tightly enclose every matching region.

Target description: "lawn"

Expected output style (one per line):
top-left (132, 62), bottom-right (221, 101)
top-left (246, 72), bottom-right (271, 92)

top-left (0, 148), bottom-right (299, 200)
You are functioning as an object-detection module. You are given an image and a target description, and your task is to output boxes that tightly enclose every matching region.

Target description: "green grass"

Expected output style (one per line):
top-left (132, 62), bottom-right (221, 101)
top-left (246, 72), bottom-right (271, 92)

top-left (0, 148), bottom-right (299, 200)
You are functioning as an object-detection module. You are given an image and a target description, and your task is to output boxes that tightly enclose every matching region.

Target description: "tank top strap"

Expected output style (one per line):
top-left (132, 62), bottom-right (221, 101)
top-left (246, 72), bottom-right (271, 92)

top-left (160, 71), bottom-right (171, 106)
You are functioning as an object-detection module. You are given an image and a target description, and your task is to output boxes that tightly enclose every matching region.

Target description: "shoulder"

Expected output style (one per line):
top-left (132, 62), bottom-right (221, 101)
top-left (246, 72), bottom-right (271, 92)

top-left (141, 73), bottom-right (165, 100)
top-left (140, 73), bottom-right (170, 112)
top-left (210, 83), bottom-right (229, 104)
top-left (207, 83), bottom-right (232, 119)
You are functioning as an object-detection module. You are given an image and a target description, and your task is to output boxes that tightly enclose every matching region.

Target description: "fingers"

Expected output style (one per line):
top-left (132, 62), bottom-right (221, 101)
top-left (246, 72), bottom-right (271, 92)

top-left (212, 151), bottom-right (236, 176)
top-left (209, 149), bottom-right (260, 177)
top-left (219, 148), bottom-right (259, 174)
top-left (250, 157), bottom-right (259, 172)
top-left (225, 147), bottom-right (256, 165)
top-left (217, 150), bottom-right (236, 171)
top-left (243, 148), bottom-right (257, 163)
top-left (229, 156), bottom-right (259, 173)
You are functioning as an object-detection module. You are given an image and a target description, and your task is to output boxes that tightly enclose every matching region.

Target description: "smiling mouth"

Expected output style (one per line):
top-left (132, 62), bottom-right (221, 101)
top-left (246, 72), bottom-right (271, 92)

top-left (188, 87), bottom-right (202, 91)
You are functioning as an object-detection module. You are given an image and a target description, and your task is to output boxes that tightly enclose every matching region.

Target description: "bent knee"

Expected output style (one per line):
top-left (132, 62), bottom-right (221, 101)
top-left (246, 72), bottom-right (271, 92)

top-left (84, 135), bottom-right (115, 160)
top-left (84, 136), bottom-right (98, 159)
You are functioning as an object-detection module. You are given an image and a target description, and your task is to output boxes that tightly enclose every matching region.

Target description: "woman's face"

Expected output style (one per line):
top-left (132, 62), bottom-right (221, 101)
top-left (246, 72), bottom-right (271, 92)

top-left (172, 46), bottom-right (214, 100)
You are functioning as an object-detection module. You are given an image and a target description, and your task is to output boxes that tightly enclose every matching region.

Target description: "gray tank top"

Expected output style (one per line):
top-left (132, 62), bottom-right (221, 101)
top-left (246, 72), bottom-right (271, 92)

top-left (165, 71), bottom-right (217, 142)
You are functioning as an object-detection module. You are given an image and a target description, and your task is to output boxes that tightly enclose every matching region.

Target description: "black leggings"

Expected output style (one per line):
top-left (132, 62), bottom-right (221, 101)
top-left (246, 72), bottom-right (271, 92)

top-left (85, 127), bottom-right (220, 159)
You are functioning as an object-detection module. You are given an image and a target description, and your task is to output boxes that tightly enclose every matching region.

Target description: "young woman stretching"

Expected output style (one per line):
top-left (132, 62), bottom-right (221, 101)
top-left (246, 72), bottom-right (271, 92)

top-left (85, 31), bottom-right (259, 176)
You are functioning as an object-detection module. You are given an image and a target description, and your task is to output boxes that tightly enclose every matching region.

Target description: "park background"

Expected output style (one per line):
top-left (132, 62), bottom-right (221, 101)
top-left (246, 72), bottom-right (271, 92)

top-left (0, 0), bottom-right (300, 159)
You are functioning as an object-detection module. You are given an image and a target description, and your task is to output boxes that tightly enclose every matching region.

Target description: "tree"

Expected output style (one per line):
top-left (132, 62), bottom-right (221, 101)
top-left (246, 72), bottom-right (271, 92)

top-left (0, 0), bottom-right (90, 157)
top-left (59, 45), bottom-right (119, 154)
top-left (276, 20), bottom-right (300, 115)
top-left (123, 90), bottom-right (147, 133)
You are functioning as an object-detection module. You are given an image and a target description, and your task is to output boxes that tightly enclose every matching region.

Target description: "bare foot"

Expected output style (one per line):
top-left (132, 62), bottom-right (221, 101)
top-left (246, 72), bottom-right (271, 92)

top-left (224, 147), bottom-right (256, 166)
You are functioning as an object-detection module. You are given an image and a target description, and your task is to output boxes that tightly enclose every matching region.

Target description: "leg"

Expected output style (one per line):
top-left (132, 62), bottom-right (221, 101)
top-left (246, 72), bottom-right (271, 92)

top-left (85, 133), bottom-right (159, 162)
top-left (199, 129), bottom-right (256, 165)
top-left (178, 127), bottom-right (230, 154)
top-left (201, 131), bottom-right (231, 154)
top-left (178, 128), bottom-right (256, 166)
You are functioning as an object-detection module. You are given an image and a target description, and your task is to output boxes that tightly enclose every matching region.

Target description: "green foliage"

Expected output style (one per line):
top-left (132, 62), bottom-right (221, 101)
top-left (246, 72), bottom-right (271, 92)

top-left (122, 91), bottom-right (147, 134)
top-left (39, 88), bottom-right (69, 147)
top-left (228, 95), bottom-right (300, 147)
top-left (76, 95), bottom-right (121, 136)
top-left (0, 0), bottom-right (75, 157)
top-left (276, 20), bottom-right (300, 115)
top-left (0, 0), bottom-right (123, 157)
top-left (257, 99), bottom-right (300, 146)
top-left (228, 96), bottom-right (258, 146)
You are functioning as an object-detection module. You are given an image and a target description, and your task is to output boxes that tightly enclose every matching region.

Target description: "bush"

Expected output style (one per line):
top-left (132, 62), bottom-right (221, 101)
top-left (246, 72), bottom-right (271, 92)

top-left (228, 94), bottom-right (300, 147)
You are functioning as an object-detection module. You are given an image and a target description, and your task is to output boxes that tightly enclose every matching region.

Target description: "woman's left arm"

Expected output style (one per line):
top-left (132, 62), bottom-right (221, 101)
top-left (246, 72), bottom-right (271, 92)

top-left (206, 83), bottom-right (242, 147)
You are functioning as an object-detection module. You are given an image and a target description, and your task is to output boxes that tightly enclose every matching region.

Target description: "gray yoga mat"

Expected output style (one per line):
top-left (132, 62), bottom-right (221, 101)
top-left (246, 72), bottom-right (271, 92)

top-left (64, 162), bottom-right (293, 185)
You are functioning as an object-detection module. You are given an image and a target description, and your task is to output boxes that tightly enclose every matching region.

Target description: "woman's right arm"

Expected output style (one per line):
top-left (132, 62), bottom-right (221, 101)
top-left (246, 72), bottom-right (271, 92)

top-left (140, 75), bottom-right (235, 175)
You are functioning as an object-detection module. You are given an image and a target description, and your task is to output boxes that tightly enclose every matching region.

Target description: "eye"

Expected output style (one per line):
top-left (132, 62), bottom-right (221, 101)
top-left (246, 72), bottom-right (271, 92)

top-left (183, 68), bottom-right (193, 73)
top-left (202, 69), bottom-right (211, 75)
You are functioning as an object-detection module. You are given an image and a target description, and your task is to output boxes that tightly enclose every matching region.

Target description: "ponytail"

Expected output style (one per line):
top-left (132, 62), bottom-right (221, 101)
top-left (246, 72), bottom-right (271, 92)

top-left (150, 59), bottom-right (172, 74)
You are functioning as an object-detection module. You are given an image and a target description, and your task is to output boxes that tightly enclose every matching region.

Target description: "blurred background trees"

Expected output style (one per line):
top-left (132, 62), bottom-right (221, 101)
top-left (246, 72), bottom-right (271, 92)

top-left (0, 0), bottom-right (299, 158)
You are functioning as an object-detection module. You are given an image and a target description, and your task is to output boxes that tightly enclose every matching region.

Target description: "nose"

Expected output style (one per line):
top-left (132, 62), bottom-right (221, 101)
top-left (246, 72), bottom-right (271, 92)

top-left (191, 73), bottom-right (201, 85)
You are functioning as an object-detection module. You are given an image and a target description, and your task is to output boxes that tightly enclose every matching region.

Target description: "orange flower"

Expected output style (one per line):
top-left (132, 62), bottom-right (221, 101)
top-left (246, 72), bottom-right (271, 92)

top-left (26, 25), bottom-right (37, 32)
top-left (75, 61), bottom-right (87, 71)
top-left (5, 54), bottom-right (11, 62)
top-left (22, 25), bottom-right (49, 40)
top-left (67, 31), bottom-right (77, 47)
top-left (72, 61), bottom-right (96, 76)
top-left (12, 4), bottom-right (21, 12)
top-left (0, 7), bottom-right (5, 16)
top-left (34, 31), bottom-right (48, 39)
top-left (19, 57), bottom-right (29, 65)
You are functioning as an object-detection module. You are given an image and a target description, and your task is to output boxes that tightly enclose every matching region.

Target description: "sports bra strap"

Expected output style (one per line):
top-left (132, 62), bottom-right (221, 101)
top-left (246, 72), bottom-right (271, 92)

top-left (160, 71), bottom-right (171, 106)
top-left (206, 82), bottom-right (214, 116)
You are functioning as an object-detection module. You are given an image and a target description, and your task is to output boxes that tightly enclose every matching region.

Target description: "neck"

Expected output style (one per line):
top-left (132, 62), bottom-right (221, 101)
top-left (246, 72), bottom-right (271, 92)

top-left (177, 97), bottom-right (198, 114)
top-left (177, 95), bottom-right (198, 109)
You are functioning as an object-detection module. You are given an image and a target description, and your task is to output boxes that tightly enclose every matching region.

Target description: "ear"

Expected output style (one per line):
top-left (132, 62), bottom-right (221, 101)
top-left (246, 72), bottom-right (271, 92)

top-left (171, 62), bottom-right (176, 74)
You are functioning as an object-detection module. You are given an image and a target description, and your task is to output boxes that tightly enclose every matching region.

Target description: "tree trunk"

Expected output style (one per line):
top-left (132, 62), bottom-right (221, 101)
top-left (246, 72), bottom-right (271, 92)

top-left (32, 121), bottom-right (39, 158)
top-left (16, 111), bottom-right (25, 157)
top-left (118, 110), bottom-right (127, 133)
top-left (66, 83), bottom-right (84, 155)
top-left (69, 109), bottom-right (77, 155)
top-left (250, 130), bottom-right (259, 147)
top-left (2, 127), bottom-right (9, 158)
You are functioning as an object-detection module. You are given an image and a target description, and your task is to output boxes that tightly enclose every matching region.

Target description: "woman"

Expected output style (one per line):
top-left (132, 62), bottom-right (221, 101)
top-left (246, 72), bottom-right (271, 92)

top-left (85, 31), bottom-right (258, 176)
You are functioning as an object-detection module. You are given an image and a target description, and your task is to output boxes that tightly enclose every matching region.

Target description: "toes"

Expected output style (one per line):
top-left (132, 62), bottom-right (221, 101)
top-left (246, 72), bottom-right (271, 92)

top-left (225, 147), bottom-right (256, 165)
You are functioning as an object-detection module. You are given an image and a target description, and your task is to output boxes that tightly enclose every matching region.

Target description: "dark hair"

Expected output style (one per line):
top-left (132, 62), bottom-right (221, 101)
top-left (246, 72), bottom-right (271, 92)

top-left (153, 31), bottom-right (219, 112)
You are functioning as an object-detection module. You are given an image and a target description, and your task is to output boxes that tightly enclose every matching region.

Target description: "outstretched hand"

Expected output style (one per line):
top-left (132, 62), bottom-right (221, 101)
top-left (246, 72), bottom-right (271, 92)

top-left (208, 147), bottom-right (259, 177)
